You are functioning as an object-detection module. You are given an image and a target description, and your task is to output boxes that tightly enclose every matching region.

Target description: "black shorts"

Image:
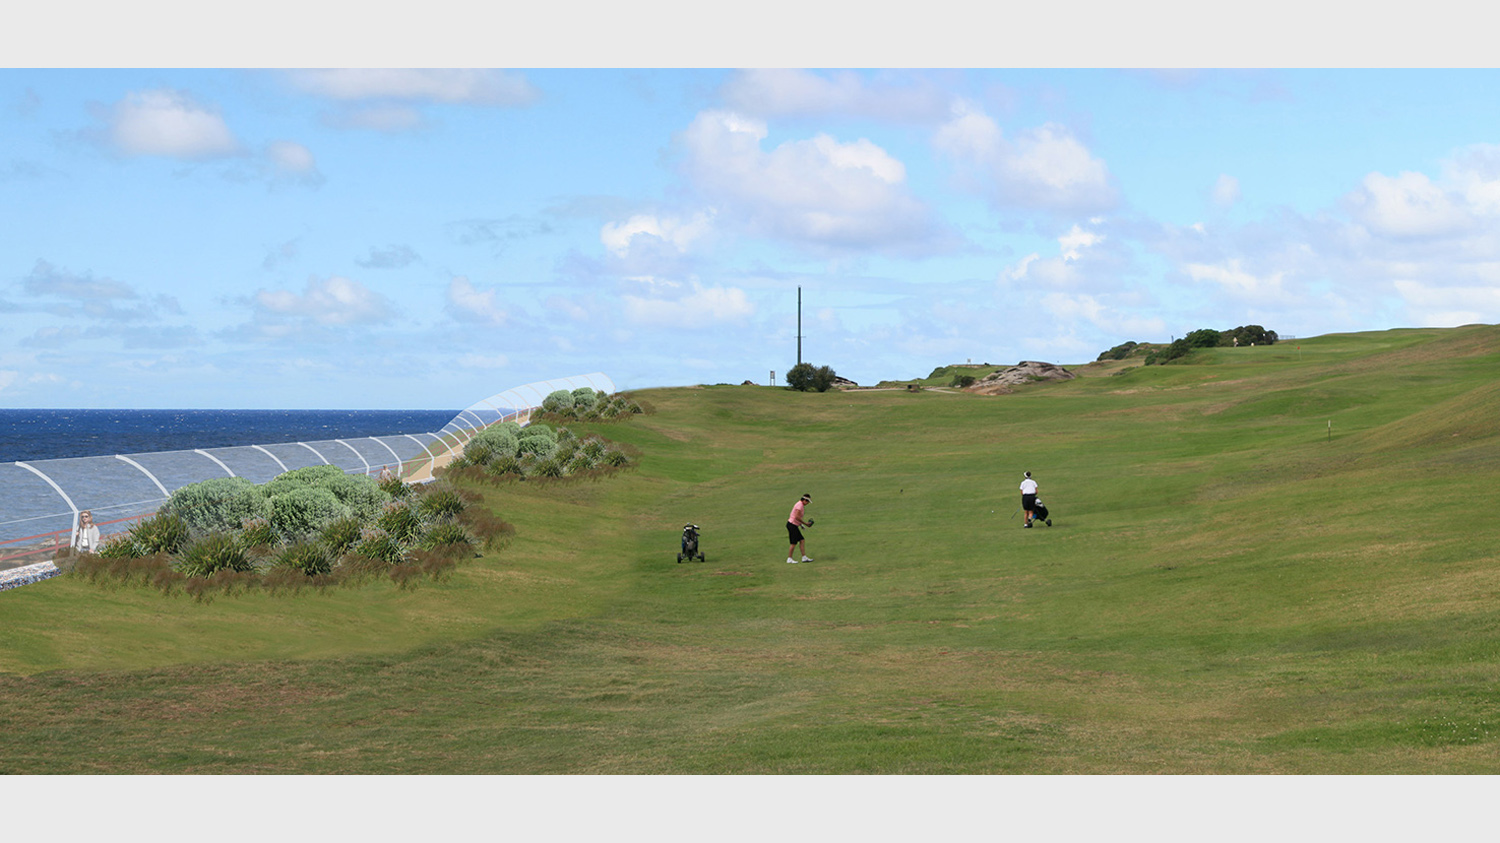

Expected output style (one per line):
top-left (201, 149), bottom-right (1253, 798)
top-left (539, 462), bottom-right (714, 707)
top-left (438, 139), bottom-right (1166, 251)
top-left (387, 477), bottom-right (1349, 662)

top-left (1021, 493), bottom-right (1037, 511)
top-left (787, 522), bottom-right (804, 543)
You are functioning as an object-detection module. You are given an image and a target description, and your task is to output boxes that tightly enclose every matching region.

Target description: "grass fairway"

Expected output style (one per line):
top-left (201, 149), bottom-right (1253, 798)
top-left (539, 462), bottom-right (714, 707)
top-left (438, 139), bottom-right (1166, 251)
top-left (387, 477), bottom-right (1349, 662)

top-left (3, 325), bottom-right (1499, 773)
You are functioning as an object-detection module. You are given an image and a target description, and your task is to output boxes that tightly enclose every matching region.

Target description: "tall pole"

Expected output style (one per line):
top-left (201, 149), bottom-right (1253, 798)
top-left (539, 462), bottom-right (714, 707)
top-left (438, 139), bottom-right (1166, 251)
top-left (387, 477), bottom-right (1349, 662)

top-left (797, 286), bottom-right (803, 366)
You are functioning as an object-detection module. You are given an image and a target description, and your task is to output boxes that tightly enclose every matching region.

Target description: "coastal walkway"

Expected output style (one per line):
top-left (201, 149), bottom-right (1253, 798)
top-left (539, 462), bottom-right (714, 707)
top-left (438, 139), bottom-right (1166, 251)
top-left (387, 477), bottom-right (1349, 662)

top-left (0, 373), bottom-right (614, 566)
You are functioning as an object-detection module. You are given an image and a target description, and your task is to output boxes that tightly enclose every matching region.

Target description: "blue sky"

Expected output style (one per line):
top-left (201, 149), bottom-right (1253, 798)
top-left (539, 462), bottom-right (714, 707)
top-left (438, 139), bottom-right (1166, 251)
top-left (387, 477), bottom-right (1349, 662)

top-left (2, 17), bottom-right (1496, 408)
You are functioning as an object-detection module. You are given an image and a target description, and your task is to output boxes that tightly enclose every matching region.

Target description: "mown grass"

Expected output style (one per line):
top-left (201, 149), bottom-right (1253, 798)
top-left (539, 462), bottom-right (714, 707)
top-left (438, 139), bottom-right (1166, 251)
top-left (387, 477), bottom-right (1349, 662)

top-left (2, 325), bottom-right (1499, 773)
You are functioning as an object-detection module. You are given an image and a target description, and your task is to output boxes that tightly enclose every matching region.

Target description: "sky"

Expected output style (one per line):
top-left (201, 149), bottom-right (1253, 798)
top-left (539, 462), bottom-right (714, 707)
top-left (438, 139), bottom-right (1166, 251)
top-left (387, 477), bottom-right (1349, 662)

top-left (2, 7), bottom-right (1496, 408)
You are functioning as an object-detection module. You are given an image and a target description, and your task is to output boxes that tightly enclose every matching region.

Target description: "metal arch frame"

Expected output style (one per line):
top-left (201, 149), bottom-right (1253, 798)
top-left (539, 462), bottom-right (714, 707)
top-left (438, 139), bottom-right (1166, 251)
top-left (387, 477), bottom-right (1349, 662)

top-left (368, 436), bottom-right (403, 472)
top-left (251, 445), bottom-right (290, 473)
top-left (114, 455), bottom-right (172, 500)
top-left (404, 433), bottom-right (441, 477)
top-left (334, 439), bottom-right (371, 475)
top-left (298, 442), bottom-right (331, 465)
top-left (194, 449), bottom-right (236, 477)
top-left (14, 461), bottom-right (80, 521)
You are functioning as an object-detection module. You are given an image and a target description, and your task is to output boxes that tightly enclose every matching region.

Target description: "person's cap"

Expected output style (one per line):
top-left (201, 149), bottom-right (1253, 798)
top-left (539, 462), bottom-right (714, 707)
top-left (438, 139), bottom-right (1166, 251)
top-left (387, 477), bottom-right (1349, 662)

top-left (1024, 471), bottom-right (1031, 478)
top-left (801, 493), bottom-right (811, 501)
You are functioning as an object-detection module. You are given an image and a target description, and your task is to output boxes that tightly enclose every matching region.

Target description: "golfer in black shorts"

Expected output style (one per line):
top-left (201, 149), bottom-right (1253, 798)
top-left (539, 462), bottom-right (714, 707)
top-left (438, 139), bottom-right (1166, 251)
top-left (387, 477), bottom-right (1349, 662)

top-left (786, 493), bottom-right (812, 563)
top-left (1019, 471), bottom-right (1039, 527)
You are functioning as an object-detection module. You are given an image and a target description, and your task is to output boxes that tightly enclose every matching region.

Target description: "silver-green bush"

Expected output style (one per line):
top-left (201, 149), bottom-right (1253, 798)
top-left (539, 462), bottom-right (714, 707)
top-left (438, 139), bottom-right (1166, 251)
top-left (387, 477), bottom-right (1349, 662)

top-left (161, 476), bottom-right (270, 535)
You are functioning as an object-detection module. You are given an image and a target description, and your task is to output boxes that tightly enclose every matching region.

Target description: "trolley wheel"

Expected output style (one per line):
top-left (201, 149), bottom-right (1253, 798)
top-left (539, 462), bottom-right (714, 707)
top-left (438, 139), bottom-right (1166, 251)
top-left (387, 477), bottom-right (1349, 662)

top-left (1046, 519), bottom-right (1052, 527)
top-left (676, 554), bottom-right (684, 563)
top-left (698, 554), bottom-right (706, 563)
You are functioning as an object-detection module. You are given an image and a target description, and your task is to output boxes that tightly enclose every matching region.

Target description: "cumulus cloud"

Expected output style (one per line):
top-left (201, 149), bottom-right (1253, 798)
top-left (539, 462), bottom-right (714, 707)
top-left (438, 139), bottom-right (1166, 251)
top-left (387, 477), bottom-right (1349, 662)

top-left (719, 69), bottom-right (950, 123)
top-left (1213, 174), bottom-right (1241, 208)
top-left (253, 276), bottom-right (393, 325)
top-left (621, 281), bottom-right (754, 328)
top-left (600, 211), bottom-right (714, 257)
top-left (288, 69), bottom-right (539, 106)
top-left (321, 105), bottom-right (426, 133)
top-left (935, 99), bottom-right (1117, 215)
top-left (1344, 171), bottom-right (1470, 239)
top-left (264, 140), bottom-right (322, 185)
top-left (445, 276), bottom-right (508, 326)
top-left (1393, 280), bottom-right (1500, 326)
top-left (1184, 258), bottom-right (1287, 300)
top-left (678, 109), bottom-right (940, 253)
top-left (98, 88), bottom-right (242, 160)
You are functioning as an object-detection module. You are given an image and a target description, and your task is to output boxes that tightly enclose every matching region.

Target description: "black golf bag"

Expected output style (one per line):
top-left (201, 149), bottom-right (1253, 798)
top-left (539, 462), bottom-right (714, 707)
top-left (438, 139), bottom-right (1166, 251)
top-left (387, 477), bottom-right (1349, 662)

top-left (1032, 499), bottom-right (1052, 527)
top-left (677, 523), bottom-right (705, 563)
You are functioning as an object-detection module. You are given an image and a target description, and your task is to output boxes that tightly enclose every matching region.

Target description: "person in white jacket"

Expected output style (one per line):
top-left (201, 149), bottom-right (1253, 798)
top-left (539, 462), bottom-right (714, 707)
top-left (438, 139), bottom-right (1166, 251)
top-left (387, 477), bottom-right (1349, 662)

top-left (72, 510), bottom-right (101, 554)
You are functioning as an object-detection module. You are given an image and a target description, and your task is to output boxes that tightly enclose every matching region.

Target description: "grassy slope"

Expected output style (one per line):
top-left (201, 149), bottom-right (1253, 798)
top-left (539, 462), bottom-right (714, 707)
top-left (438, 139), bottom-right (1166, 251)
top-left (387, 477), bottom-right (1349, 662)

top-left (2, 326), bottom-right (1498, 773)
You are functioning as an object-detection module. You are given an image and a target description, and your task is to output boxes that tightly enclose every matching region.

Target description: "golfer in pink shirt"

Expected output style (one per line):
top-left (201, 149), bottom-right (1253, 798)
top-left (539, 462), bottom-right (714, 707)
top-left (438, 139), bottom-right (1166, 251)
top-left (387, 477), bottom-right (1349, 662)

top-left (786, 493), bottom-right (813, 564)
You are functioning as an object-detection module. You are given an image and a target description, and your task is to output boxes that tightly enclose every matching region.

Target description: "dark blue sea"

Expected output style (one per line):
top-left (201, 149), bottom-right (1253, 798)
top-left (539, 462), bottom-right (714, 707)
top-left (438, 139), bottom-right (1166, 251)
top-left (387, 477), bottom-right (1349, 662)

top-left (0, 409), bottom-right (459, 463)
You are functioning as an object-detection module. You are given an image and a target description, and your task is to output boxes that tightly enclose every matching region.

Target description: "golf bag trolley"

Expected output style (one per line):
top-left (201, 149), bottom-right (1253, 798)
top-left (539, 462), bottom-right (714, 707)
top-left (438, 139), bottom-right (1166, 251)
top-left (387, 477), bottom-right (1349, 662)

top-left (1032, 499), bottom-right (1052, 527)
top-left (677, 523), bottom-right (706, 563)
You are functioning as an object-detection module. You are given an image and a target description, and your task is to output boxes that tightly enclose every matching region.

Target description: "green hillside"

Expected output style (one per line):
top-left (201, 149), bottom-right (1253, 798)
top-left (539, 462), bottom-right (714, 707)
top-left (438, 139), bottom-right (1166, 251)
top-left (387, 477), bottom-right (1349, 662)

top-left (2, 325), bottom-right (1499, 773)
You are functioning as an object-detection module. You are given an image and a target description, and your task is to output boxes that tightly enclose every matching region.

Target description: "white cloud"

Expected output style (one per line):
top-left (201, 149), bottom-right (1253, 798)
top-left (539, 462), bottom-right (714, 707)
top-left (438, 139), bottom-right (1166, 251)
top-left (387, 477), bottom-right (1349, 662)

top-left (264, 140), bottom-right (322, 186)
top-left (719, 69), bottom-right (950, 123)
top-left (935, 100), bottom-right (1116, 215)
top-left (104, 89), bottom-right (241, 160)
top-left (1393, 280), bottom-right (1500, 327)
top-left (0, 370), bottom-right (17, 393)
top-left (1345, 171), bottom-right (1469, 239)
top-left (1185, 259), bottom-right (1286, 299)
top-left (254, 276), bottom-right (392, 325)
top-left (445, 276), bottom-right (507, 325)
top-left (1040, 292), bottom-right (1166, 337)
top-left (678, 109), bottom-right (936, 252)
top-left (1213, 174), bottom-right (1241, 207)
top-left (1058, 224), bottom-right (1103, 260)
top-left (288, 69), bottom-right (538, 106)
top-left (601, 211), bottom-right (714, 257)
top-left (621, 282), bottom-right (754, 327)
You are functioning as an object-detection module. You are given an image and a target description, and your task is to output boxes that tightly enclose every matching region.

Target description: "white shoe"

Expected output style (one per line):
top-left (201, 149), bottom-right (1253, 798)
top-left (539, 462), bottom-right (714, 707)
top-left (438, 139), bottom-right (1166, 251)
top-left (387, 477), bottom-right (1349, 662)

top-left (801, 556), bottom-right (813, 562)
top-left (786, 557), bottom-right (798, 564)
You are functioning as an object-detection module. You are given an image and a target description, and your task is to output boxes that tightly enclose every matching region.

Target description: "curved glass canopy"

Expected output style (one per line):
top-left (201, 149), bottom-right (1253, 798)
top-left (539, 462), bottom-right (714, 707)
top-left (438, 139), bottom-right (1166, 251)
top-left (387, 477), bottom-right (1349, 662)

top-left (1, 373), bottom-right (615, 551)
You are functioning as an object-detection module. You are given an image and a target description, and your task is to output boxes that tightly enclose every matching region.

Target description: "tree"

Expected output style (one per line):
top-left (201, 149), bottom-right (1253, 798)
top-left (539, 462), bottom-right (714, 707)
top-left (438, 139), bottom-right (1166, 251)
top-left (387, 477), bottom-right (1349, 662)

top-left (786, 362), bottom-right (838, 392)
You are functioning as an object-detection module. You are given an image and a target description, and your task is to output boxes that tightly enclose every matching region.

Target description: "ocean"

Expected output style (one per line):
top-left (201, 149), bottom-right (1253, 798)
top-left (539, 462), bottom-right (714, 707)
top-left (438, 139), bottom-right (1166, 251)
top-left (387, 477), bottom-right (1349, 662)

top-left (0, 409), bottom-right (459, 463)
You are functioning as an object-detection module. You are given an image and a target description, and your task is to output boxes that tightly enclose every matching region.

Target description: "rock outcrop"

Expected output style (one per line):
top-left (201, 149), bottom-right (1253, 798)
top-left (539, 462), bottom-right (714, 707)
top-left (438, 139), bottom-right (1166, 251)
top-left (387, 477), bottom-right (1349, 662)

top-left (968, 361), bottom-right (1075, 395)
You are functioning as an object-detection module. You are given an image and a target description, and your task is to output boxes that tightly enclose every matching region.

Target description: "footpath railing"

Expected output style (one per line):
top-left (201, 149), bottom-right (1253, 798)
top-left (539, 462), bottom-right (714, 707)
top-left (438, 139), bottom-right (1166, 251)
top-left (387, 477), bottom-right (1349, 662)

top-left (0, 373), bottom-right (614, 568)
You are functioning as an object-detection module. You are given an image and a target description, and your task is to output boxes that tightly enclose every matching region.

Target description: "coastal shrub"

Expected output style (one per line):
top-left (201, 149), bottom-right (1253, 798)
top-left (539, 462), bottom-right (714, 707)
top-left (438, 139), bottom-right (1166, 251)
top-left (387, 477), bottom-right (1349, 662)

top-left (541, 389), bottom-right (575, 413)
top-left (471, 426), bottom-right (519, 459)
top-left (1097, 341), bottom-right (1140, 361)
top-left (530, 456), bottom-right (566, 478)
top-left (352, 527), bottom-right (406, 566)
top-left (322, 473), bottom-right (391, 522)
top-left (518, 423), bottom-right (556, 442)
top-left (98, 534), bottom-right (143, 559)
top-left (272, 541), bottom-right (332, 577)
top-left (571, 387), bottom-right (596, 408)
top-left (418, 487), bottom-right (466, 520)
top-left (786, 362), bottom-right (837, 393)
top-left (236, 517), bottom-right (278, 550)
top-left (379, 473), bottom-right (411, 500)
top-left (376, 500), bottom-right (425, 544)
top-left (603, 448), bottom-right (630, 467)
top-left (176, 532), bottom-right (253, 578)
top-left (567, 452), bottom-right (597, 474)
top-left (951, 374), bottom-right (977, 388)
top-left (1184, 328), bottom-right (1223, 349)
top-left (319, 516), bottom-right (364, 558)
top-left (486, 454), bottom-right (524, 477)
top-left (1145, 338), bottom-right (1193, 366)
top-left (518, 435), bottom-right (558, 460)
top-left (161, 476), bottom-right (269, 535)
top-left (126, 512), bottom-right (191, 556)
top-left (580, 438), bottom-right (606, 461)
top-left (269, 487), bottom-right (352, 540)
top-left (421, 521), bottom-right (476, 551)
